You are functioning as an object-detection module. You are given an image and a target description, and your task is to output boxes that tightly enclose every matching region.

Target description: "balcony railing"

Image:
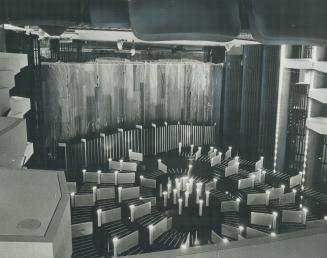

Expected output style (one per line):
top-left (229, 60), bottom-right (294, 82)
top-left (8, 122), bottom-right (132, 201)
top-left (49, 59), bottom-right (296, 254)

top-left (289, 46), bottom-right (312, 59)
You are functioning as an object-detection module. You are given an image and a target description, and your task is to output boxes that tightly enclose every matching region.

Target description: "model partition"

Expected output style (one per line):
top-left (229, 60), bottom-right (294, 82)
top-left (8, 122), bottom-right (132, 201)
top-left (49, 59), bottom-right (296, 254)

top-left (97, 187), bottom-right (116, 201)
top-left (72, 193), bottom-right (94, 207)
top-left (211, 231), bottom-right (226, 244)
top-left (108, 160), bottom-right (138, 172)
top-left (100, 173), bottom-right (116, 185)
top-left (118, 186), bottom-right (140, 202)
top-left (290, 173), bottom-right (303, 188)
top-left (72, 221), bottom-right (94, 238)
top-left (210, 153), bottom-right (222, 167)
top-left (251, 212), bottom-right (277, 230)
top-left (142, 197), bottom-right (157, 206)
top-left (149, 217), bottom-right (171, 245)
top-left (157, 160), bottom-right (168, 173)
top-left (247, 193), bottom-right (269, 206)
top-left (96, 207), bottom-right (140, 257)
top-left (221, 200), bottom-right (240, 212)
top-left (97, 207), bottom-right (122, 227)
top-left (238, 177), bottom-right (255, 190)
top-left (268, 186), bottom-right (285, 200)
top-left (225, 163), bottom-right (239, 177)
top-left (128, 150), bottom-right (143, 162)
top-left (131, 202), bottom-right (152, 222)
top-left (114, 231), bottom-right (139, 257)
top-left (245, 227), bottom-right (269, 239)
top-left (221, 224), bottom-right (240, 240)
top-left (118, 173), bottom-right (135, 184)
top-left (121, 162), bottom-right (138, 172)
top-left (281, 210), bottom-right (307, 224)
top-left (140, 177), bottom-right (157, 189)
top-left (84, 171), bottom-right (99, 183)
top-left (249, 170), bottom-right (265, 184)
top-left (279, 191), bottom-right (296, 205)
top-left (204, 181), bottom-right (216, 192)
top-left (82, 170), bottom-right (136, 186)
top-left (60, 123), bottom-right (216, 171)
top-left (72, 221), bottom-right (99, 258)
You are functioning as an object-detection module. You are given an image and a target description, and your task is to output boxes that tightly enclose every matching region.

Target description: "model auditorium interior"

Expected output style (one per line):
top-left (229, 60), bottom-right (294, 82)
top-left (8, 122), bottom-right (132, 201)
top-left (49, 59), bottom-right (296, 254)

top-left (1, 1), bottom-right (327, 258)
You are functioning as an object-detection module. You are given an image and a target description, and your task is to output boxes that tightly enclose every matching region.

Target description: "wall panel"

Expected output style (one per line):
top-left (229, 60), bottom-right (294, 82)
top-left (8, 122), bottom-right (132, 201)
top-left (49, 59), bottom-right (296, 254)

top-left (41, 61), bottom-right (223, 147)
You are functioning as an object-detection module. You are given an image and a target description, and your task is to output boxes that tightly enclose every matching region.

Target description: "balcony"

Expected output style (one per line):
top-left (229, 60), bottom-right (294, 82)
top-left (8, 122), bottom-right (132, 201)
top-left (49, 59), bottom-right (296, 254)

top-left (313, 61), bottom-right (327, 74)
top-left (306, 117), bottom-right (327, 135)
top-left (286, 46), bottom-right (312, 59)
top-left (283, 59), bottom-right (313, 70)
top-left (309, 89), bottom-right (327, 104)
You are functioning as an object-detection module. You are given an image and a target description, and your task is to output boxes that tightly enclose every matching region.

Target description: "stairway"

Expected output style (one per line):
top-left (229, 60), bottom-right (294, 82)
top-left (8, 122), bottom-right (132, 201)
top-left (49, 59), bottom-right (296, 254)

top-left (72, 234), bottom-right (100, 258)
top-left (135, 207), bottom-right (166, 228)
top-left (222, 212), bottom-right (241, 227)
top-left (0, 52), bottom-right (33, 168)
top-left (119, 245), bottom-right (144, 256)
top-left (153, 229), bottom-right (188, 250)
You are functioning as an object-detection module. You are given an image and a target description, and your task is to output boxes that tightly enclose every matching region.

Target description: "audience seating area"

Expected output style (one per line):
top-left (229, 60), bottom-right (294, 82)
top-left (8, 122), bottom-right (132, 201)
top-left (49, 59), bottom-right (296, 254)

top-left (64, 126), bottom-right (327, 258)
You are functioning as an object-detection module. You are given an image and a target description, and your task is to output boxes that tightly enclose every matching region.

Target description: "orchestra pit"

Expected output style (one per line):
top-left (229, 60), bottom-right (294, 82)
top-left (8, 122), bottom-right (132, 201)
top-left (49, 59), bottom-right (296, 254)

top-left (0, 1), bottom-right (327, 258)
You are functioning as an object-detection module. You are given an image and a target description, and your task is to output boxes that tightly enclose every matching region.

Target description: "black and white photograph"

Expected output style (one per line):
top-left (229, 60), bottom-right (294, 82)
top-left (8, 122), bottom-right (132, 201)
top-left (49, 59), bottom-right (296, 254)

top-left (0, 1), bottom-right (327, 258)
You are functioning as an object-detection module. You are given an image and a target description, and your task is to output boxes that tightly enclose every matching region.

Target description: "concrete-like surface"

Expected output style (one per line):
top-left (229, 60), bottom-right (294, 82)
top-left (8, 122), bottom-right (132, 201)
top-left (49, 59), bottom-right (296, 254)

top-left (0, 167), bottom-right (72, 258)
top-left (9, 96), bottom-right (31, 118)
top-left (313, 61), bottom-right (327, 74)
top-left (281, 58), bottom-right (327, 74)
top-left (306, 117), bottom-right (327, 135)
top-left (0, 117), bottom-right (27, 168)
top-left (309, 89), bottom-right (327, 104)
top-left (0, 52), bottom-right (28, 75)
top-left (0, 86), bottom-right (10, 115)
top-left (0, 167), bottom-right (61, 237)
top-left (284, 58), bottom-right (313, 70)
top-left (0, 70), bottom-right (15, 88)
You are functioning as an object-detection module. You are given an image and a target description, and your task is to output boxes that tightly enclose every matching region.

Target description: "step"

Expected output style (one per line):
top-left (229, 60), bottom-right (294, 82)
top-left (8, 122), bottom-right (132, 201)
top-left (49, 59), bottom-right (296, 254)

top-left (120, 244), bottom-right (144, 256)
top-left (72, 235), bottom-right (99, 258)
top-left (8, 96), bottom-right (31, 118)
top-left (0, 87), bottom-right (10, 115)
top-left (0, 52), bottom-right (28, 74)
top-left (96, 199), bottom-right (118, 211)
top-left (0, 70), bottom-right (15, 88)
top-left (0, 117), bottom-right (28, 168)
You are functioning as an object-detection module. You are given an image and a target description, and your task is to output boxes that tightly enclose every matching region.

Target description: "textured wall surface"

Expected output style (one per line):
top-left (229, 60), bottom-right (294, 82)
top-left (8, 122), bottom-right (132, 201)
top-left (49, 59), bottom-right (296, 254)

top-left (221, 45), bottom-right (280, 166)
top-left (0, 27), bottom-right (5, 52)
top-left (222, 51), bottom-right (243, 149)
top-left (41, 61), bottom-right (223, 145)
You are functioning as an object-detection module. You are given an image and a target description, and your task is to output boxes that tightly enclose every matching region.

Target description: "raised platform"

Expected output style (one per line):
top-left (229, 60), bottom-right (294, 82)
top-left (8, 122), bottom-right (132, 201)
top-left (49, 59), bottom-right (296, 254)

top-left (0, 167), bottom-right (61, 237)
top-left (0, 167), bottom-right (72, 258)
top-left (0, 117), bottom-right (27, 168)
